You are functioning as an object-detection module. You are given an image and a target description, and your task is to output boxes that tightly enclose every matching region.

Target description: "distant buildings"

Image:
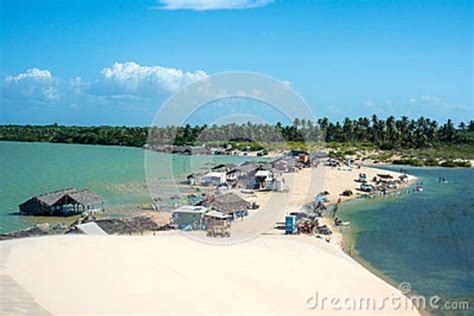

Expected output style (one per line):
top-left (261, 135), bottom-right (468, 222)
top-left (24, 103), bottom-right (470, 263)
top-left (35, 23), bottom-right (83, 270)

top-left (143, 144), bottom-right (210, 155)
top-left (186, 159), bottom-right (289, 192)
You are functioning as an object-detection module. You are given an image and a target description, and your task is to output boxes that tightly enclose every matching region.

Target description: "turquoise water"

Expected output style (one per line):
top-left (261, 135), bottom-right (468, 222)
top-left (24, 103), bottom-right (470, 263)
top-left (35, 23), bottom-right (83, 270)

top-left (0, 141), bottom-right (261, 233)
top-left (338, 166), bottom-right (474, 314)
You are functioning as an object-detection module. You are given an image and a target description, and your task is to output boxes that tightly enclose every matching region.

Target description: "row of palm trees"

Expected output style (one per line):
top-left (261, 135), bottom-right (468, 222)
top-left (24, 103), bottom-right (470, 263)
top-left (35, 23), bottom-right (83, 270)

top-left (151, 115), bottom-right (472, 149)
top-left (2, 116), bottom-right (472, 149)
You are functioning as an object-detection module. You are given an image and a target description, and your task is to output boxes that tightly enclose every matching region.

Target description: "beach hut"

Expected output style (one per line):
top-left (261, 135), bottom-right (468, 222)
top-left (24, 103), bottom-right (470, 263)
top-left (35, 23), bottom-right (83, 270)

top-left (272, 157), bottom-right (296, 172)
top-left (211, 163), bottom-right (237, 172)
top-left (255, 170), bottom-right (273, 189)
top-left (92, 216), bottom-right (162, 235)
top-left (171, 205), bottom-right (208, 229)
top-left (200, 172), bottom-right (227, 186)
top-left (273, 159), bottom-right (289, 172)
top-left (19, 188), bottom-right (104, 216)
top-left (212, 192), bottom-right (251, 219)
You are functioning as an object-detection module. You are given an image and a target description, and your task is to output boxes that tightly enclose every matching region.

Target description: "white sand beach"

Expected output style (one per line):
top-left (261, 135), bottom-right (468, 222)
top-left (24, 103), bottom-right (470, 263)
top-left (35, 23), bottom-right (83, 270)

top-left (0, 234), bottom-right (419, 315)
top-left (246, 165), bottom-right (416, 248)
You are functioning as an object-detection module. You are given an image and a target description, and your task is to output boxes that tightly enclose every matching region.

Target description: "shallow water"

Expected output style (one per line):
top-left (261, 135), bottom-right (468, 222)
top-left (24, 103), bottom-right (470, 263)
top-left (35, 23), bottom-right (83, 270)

top-left (338, 166), bottom-right (474, 314)
top-left (0, 141), bottom-right (260, 233)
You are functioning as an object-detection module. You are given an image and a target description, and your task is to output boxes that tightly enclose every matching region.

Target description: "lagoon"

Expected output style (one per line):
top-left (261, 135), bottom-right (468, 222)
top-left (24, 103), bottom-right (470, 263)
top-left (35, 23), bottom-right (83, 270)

top-left (0, 141), bottom-right (259, 233)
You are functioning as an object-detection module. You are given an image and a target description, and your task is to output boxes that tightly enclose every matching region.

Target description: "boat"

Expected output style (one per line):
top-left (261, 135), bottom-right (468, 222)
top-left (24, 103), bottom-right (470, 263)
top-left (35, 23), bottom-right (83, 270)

top-left (334, 221), bottom-right (351, 228)
top-left (415, 186), bottom-right (424, 192)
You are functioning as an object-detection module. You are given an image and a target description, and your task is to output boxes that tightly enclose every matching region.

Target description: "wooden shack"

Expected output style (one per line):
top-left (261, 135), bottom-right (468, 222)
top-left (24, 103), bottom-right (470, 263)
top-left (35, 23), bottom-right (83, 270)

top-left (19, 188), bottom-right (104, 216)
top-left (212, 192), bottom-right (251, 219)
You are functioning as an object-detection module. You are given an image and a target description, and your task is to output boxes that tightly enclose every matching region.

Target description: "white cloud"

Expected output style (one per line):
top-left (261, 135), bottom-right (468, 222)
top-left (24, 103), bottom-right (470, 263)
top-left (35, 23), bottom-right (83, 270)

top-left (155, 0), bottom-right (272, 11)
top-left (91, 62), bottom-right (208, 98)
top-left (2, 68), bottom-right (60, 101)
top-left (363, 100), bottom-right (377, 107)
top-left (419, 94), bottom-right (441, 104)
top-left (4, 68), bottom-right (52, 82)
top-left (2, 62), bottom-right (208, 106)
top-left (408, 94), bottom-right (441, 105)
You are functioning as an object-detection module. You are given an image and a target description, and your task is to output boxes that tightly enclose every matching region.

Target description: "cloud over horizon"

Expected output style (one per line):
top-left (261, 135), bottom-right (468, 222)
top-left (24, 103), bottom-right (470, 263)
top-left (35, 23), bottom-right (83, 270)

top-left (92, 62), bottom-right (208, 98)
top-left (2, 68), bottom-right (62, 102)
top-left (154, 0), bottom-right (272, 11)
top-left (2, 62), bottom-right (208, 105)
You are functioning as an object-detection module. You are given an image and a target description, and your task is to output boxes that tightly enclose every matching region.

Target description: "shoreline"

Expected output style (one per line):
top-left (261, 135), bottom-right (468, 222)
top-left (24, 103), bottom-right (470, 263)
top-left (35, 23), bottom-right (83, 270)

top-left (335, 168), bottom-right (418, 253)
top-left (2, 140), bottom-right (471, 168)
top-left (249, 164), bottom-right (418, 251)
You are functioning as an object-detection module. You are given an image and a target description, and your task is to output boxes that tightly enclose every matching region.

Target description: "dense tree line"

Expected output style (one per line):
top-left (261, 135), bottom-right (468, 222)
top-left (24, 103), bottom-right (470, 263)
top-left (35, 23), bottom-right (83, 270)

top-left (1, 116), bottom-right (473, 149)
top-left (0, 124), bottom-right (149, 147)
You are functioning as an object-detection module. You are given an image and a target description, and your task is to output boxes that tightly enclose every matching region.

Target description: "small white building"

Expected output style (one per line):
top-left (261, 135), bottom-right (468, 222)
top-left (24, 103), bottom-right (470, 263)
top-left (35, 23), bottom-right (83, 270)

top-left (200, 172), bottom-right (227, 186)
top-left (172, 205), bottom-right (208, 228)
top-left (255, 170), bottom-right (273, 190)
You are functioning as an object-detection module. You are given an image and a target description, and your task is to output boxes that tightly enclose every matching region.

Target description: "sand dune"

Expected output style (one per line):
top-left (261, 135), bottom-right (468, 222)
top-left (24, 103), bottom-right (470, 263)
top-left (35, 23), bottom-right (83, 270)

top-left (0, 234), bottom-right (419, 315)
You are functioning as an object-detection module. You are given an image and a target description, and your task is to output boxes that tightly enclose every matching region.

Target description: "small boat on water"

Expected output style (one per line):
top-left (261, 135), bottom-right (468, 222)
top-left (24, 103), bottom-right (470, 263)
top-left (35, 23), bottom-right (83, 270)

top-left (415, 186), bottom-right (424, 192)
top-left (333, 221), bottom-right (351, 229)
top-left (439, 177), bottom-right (448, 184)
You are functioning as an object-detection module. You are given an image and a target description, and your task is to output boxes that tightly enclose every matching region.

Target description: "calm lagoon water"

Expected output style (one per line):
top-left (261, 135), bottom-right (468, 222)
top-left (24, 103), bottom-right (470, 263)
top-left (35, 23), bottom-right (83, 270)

top-left (0, 141), bottom-right (260, 233)
top-left (338, 166), bottom-right (474, 314)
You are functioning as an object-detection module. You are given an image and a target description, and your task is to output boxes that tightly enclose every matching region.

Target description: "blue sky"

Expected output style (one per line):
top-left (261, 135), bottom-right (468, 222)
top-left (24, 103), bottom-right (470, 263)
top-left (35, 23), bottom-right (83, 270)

top-left (1, 0), bottom-right (472, 126)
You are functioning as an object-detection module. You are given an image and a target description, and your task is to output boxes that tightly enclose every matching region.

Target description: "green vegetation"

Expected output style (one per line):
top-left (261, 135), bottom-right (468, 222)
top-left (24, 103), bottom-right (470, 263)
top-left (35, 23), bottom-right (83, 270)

top-left (0, 124), bottom-right (149, 147)
top-left (1, 116), bottom-right (473, 167)
top-left (440, 160), bottom-right (472, 168)
top-left (392, 158), bottom-right (471, 168)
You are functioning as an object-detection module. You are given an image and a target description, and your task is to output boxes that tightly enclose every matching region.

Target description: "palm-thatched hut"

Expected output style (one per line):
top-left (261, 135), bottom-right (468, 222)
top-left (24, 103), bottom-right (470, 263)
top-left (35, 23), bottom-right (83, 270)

top-left (212, 192), bottom-right (251, 219)
top-left (19, 188), bottom-right (104, 216)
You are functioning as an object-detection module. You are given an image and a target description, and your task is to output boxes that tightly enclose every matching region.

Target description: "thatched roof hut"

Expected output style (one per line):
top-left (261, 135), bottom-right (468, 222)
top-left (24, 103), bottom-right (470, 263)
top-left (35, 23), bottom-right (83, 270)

top-left (212, 192), bottom-right (251, 215)
top-left (19, 188), bottom-right (104, 216)
top-left (90, 216), bottom-right (162, 235)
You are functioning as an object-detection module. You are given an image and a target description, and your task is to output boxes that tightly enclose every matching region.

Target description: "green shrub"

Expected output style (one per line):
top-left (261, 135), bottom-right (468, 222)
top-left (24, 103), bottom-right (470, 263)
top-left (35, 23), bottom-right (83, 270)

top-left (424, 158), bottom-right (439, 166)
top-left (440, 160), bottom-right (471, 168)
